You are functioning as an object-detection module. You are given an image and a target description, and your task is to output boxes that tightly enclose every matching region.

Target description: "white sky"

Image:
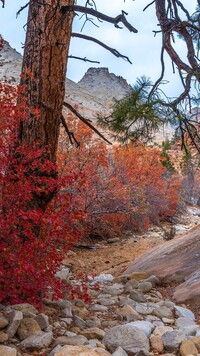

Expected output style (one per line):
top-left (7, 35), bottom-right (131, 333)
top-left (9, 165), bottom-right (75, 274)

top-left (0, 0), bottom-right (197, 98)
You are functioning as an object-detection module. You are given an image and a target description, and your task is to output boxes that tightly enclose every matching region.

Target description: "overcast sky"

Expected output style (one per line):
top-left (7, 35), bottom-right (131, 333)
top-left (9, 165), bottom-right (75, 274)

top-left (0, 0), bottom-right (197, 98)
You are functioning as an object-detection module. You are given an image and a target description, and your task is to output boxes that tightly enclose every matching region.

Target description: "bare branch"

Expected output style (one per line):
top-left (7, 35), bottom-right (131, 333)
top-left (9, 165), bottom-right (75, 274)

top-left (72, 33), bottom-right (132, 64)
top-left (61, 5), bottom-right (138, 33)
top-left (60, 114), bottom-right (80, 146)
top-left (68, 55), bottom-right (100, 64)
top-left (63, 101), bottom-right (112, 145)
top-left (143, 0), bottom-right (156, 12)
top-left (16, 2), bottom-right (30, 18)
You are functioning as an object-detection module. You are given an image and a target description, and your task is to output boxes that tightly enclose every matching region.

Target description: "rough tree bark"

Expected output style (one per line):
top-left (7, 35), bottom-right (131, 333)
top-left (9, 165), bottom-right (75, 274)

top-left (19, 0), bottom-right (75, 162)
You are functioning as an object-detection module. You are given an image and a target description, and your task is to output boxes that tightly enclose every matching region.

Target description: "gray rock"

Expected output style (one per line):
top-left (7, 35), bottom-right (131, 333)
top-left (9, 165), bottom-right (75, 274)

top-left (145, 275), bottom-right (160, 287)
top-left (54, 335), bottom-right (88, 346)
top-left (86, 319), bottom-right (101, 328)
top-left (34, 313), bottom-right (49, 330)
top-left (103, 324), bottom-right (149, 355)
top-left (0, 346), bottom-right (17, 356)
top-left (135, 304), bottom-right (154, 315)
top-left (89, 274), bottom-right (114, 283)
top-left (55, 267), bottom-right (70, 280)
top-left (138, 282), bottom-right (153, 293)
top-left (103, 284), bottom-right (124, 296)
top-left (19, 331), bottom-right (53, 350)
top-left (48, 345), bottom-right (63, 356)
top-left (91, 304), bottom-right (108, 312)
top-left (175, 316), bottom-right (196, 328)
top-left (153, 306), bottom-right (173, 319)
top-left (60, 318), bottom-right (72, 325)
top-left (124, 280), bottom-right (139, 290)
top-left (174, 305), bottom-right (195, 321)
top-left (130, 290), bottom-right (146, 303)
top-left (0, 316), bottom-right (9, 329)
top-left (162, 330), bottom-right (187, 352)
top-left (127, 321), bottom-right (154, 337)
top-left (56, 299), bottom-right (72, 310)
top-left (112, 346), bottom-right (128, 356)
top-left (10, 303), bottom-right (38, 317)
top-left (61, 305), bottom-right (73, 318)
top-left (6, 311), bottom-right (23, 338)
top-left (73, 316), bottom-right (86, 330)
top-left (97, 298), bottom-right (117, 306)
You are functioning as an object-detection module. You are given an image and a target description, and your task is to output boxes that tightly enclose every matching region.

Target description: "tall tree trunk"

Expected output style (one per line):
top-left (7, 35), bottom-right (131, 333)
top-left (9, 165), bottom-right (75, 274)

top-left (19, 0), bottom-right (74, 162)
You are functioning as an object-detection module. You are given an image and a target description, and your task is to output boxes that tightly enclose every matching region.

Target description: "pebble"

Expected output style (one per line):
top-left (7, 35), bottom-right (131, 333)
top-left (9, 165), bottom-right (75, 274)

top-left (0, 272), bottom-right (199, 356)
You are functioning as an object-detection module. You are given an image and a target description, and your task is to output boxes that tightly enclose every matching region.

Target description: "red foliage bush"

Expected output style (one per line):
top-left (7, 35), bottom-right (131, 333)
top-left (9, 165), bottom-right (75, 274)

top-left (0, 81), bottom-right (87, 307)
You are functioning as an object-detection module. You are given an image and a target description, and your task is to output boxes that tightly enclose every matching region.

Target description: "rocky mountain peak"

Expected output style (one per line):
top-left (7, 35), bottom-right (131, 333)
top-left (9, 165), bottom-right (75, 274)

top-left (78, 67), bottom-right (132, 107)
top-left (0, 40), bottom-right (22, 63)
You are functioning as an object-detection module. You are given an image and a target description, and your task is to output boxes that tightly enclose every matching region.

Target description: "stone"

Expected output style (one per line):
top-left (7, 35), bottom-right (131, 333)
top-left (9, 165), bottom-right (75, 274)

top-left (112, 346), bottom-right (128, 356)
top-left (190, 336), bottom-right (200, 352)
top-left (150, 335), bottom-right (164, 353)
top-left (10, 304), bottom-right (38, 317)
top-left (6, 311), bottom-right (23, 338)
top-left (55, 267), bottom-right (70, 280)
top-left (162, 317), bottom-right (174, 324)
top-left (89, 274), bottom-right (114, 283)
top-left (127, 321), bottom-right (154, 337)
top-left (54, 345), bottom-right (111, 356)
top-left (175, 316), bottom-right (196, 328)
top-left (153, 326), bottom-right (174, 337)
top-left (0, 331), bottom-right (8, 342)
top-left (124, 279), bottom-right (139, 289)
top-left (0, 316), bottom-right (9, 329)
top-left (0, 346), bottom-right (17, 356)
top-left (90, 304), bottom-right (108, 312)
top-left (80, 327), bottom-right (105, 340)
top-left (97, 298), bottom-right (116, 306)
top-left (153, 306), bottom-right (173, 319)
top-left (19, 331), bottom-right (53, 350)
top-left (162, 330), bottom-right (187, 352)
top-left (103, 324), bottom-right (149, 355)
top-left (54, 335), bottom-right (88, 346)
top-left (48, 345), bottom-right (63, 356)
top-left (17, 317), bottom-right (41, 340)
top-left (129, 290), bottom-right (146, 303)
top-left (34, 313), bottom-right (49, 330)
top-left (102, 284), bottom-right (124, 296)
top-left (73, 316), bottom-right (86, 330)
top-left (85, 318), bottom-right (101, 328)
top-left (56, 299), bottom-right (73, 309)
top-left (174, 305), bottom-right (195, 321)
top-left (119, 305), bottom-right (142, 322)
top-left (128, 272), bottom-right (149, 281)
top-left (61, 305), bottom-right (73, 318)
top-left (145, 275), bottom-right (160, 287)
top-left (135, 304), bottom-right (154, 315)
top-left (138, 282), bottom-right (153, 293)
top-left (179, 340), bottom-right (198, 356)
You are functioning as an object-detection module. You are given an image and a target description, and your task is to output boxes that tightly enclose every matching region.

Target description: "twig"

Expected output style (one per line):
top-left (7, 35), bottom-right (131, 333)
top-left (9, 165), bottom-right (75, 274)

top-left (68, 55), bottom-right (100, 64)
top-left (63, 101), bottom-right (112, 145)
top-left (60, 114), bottom-right (80, 146)
top-left (16, 2), bottom-right (30, 17)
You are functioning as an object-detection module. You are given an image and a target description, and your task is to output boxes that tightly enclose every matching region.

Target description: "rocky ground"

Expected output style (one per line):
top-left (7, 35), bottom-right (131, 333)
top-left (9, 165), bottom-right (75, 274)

top-left (1, 207), bottom-right (200, 356)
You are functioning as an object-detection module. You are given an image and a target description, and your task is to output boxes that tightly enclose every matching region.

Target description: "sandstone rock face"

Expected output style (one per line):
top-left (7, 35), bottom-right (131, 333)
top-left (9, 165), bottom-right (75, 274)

top-left (123, 225), bottom-right (200, 303)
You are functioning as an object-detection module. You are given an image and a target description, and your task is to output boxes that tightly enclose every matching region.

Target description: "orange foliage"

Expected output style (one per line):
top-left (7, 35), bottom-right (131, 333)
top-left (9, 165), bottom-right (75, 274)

top-left (58, 115), bottom-right (181, 237)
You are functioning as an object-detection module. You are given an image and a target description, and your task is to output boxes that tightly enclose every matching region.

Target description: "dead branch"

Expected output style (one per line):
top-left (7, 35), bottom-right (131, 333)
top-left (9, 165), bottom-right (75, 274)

top-left (61, 5), bottom-right (138, 33)
top-left (60, 114), bottom-right (80, 146)
top-left (16, 2), bottom-right (30, 17)
top-left (71, 33), bottom-right (132, 64)
top-left (63, 101), bottom-right (112, 145)
top-left (68, 55), bottom-right (100, 64)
